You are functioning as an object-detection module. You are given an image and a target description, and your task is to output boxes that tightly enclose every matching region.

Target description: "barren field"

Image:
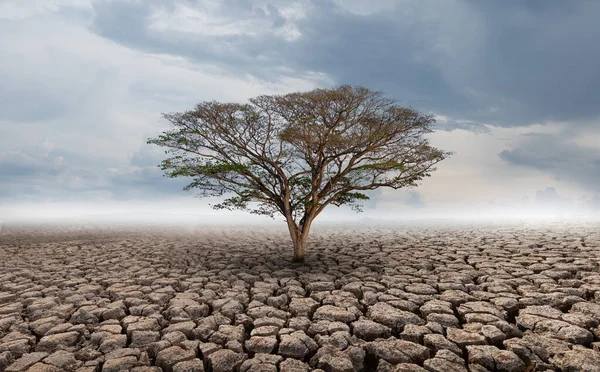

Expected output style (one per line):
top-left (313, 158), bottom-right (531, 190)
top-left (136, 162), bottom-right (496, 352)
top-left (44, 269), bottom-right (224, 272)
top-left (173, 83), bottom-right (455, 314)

top-left (1, 221), bottom-right (600, 371)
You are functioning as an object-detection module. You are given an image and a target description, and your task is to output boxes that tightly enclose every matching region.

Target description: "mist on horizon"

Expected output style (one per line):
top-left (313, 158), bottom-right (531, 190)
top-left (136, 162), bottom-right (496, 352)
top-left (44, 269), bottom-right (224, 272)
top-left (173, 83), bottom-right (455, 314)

top-left (2, 198), bottom-right (599, 227)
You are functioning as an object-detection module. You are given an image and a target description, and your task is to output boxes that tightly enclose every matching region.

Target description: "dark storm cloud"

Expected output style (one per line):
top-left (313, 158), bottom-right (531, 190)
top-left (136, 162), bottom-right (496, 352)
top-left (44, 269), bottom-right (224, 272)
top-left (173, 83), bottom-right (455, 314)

top-left (465, 1), bottom-right (600, 125)
top-left (88, 0), bottom-right (600, 127)
top-left (499, 133), bottom-right (600, 192)
top-left (88, 0), bottom-right (466, 114)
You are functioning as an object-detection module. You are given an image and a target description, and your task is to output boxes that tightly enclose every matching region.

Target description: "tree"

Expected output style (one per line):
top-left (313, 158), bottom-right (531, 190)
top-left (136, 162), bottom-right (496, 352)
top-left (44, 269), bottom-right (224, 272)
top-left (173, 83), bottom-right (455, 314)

top-left (147, 85), bottom-right (451, 262)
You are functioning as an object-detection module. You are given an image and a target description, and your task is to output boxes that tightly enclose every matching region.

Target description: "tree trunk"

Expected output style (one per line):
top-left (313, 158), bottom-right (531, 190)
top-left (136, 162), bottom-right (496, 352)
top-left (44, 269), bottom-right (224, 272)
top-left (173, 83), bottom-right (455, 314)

top-left (292, 233), bottom-right (307, 263)
top-left (286, 216), bottom-right (313, 263)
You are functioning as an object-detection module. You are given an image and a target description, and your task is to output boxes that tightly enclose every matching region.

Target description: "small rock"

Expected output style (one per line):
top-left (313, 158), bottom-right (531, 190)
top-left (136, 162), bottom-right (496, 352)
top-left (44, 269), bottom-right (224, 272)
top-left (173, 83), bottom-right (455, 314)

top-left (102, 356), bottom-right (138, 372)
top-left (467, 345), bottom-right (525, 372)
top-left (423, 334), bottom-right (462, 357)
top-left (37, 332), bottom-right (80, 352)
top-left (278, 358), bottom-right (311, 371)
top-left (173, 358), bottom-right (205, 372)
top-left (554, 345), bottom-right (600, 372)
top-left (206, 349), bottom-right (246, 372)
top-left (278, 331), bottom-right (318, 359)
top-left (310, 345), bottom-right (354, 372)
top-left (130, 331), bottom-right (160, 348)
top-left (44, 350), bottom-right (82, 370)
top-left (367, 302), bottom-right (425, 332)
top-left (5, 352), bottom-right (48, 372)
top-left (244, 336), bottom-right (277, 354)
top-left (446, 328), bottom-right (487, 349)
top-left (366, 339), bottom-right (430, 365)
top-left (313, 305), bottom-right (357, 323)
top-left (155, 346), bottom-right (196, 372)
top-left (29, 363), bottom-right (62, 372)
top-left (351, 319), bottom-right (392, 341)
top-left (69, 308), bottom-right (98, 325)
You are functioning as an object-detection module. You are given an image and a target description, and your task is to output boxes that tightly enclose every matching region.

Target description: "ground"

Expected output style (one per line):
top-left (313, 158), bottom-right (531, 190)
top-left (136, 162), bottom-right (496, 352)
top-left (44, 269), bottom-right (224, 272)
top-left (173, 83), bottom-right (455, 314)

top-left (1, 221), bottom-right (600, 371)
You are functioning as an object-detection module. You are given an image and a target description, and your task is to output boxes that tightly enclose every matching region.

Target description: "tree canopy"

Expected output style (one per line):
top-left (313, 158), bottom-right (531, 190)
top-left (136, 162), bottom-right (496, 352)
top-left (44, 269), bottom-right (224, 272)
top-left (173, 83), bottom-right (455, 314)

top-left (147, 85), bottom-right (451, 261)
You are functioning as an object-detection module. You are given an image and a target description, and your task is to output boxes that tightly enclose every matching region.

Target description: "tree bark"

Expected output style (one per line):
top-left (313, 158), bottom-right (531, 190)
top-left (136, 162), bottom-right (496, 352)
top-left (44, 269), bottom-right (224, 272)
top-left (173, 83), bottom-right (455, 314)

top-left (286, 217), bottom-right (313, 263)
top-left (292, 233), bottom-right (307, 263)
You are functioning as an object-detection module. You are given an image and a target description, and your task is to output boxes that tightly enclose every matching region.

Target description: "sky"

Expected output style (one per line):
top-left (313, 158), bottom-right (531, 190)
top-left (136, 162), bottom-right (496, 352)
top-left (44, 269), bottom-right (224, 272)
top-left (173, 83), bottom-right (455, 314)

top-left (1, 0), bottom-right (600, 224)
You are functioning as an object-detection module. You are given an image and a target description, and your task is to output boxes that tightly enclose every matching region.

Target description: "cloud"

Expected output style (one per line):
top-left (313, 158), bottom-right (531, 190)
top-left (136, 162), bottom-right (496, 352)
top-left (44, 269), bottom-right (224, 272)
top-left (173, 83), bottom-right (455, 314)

top-left (86, 0), bottom-right (600, 127)
top-left (0, 150), bottom-right (65, 179)
top-left (0, 0), bottom-right (92, 21)
top-left (529, 186), bottom-right (600, 216)
top-left (588, 196), bottom-right (600, 211)
top-left (463, 1), bottom-right (600, 125)
top-left (130, 145), bottom-right (165, 168)
top-left (433, 116), bottom-right (491, 134)
top-left (404, 191), bottom-right (426, 209)
top-left (0, 5), bottom-right (332, 204)
top-left (88, 0), bottom-right (313, 82)
top-left (535, 186), bottom-right (568, 206)
top-left (499, 132), bottom-right (600, 193)
top-left (361, 189), bottom-right (427, 211)
top-left (1, 0), bottom-right (600, 219)
top-left (0, 139), bottom-right (191, 203)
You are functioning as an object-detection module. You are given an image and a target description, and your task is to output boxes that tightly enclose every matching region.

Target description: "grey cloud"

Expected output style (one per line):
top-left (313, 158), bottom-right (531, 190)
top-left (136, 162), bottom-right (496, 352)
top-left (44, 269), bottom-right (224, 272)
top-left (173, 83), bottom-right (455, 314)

top-left (89, 0), bottom-right (283, 79)
top-left (95, 143), bottom-right (192, 200)
top-left (361, 188), bottom-right (382, 210)
top-left (0, 88), bottom-right (70, 123)
top-left (49, 149), bottom-right (115, 169)
top-left (0, 182), bottom-right (48, 201)
top-left (0, 144), bottom-right (189, 203)
top-left (404, 191), bottom-right (426, 209)
top-left (361, 189), bottom-right (427, 210)
top-left (0, 19), bottom-right (122, 128)
top-left (107, 165), bottom-right (190, 201)
top-left (535, 186), bottom-right (567, 206)
top-left (499, 133), bottom-right (600, 193)
top-left (130, 145), bottom-right (165, 168)
top-left (0, 151), bottom-right (65, 179)
top-left (3, 1), bottom-right (600, 212)
top-left (128, 81), bottom-right (193, 106)
top-left (0, 18), bottom-right (85, 123)
top-left (530, 186), bottom-right (599, 215)
top-left (0, 156), bottom-right (99, 203)
top-left (589, 196), bottom-right (600, 210)
top-left (87, 0), bottom-right (600, 128)
top-left (434, 119), bottom-right (491, 134)
top-left (465, 1), bottom-right (600, 124)
top-left (0, 69), bottom-right (73, 124)
top-left (88, 0), bottom-right (464, 110)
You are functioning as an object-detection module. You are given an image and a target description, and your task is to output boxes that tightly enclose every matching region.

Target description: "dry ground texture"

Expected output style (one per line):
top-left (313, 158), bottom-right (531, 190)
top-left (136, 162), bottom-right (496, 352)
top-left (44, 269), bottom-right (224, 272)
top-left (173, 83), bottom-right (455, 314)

top-left (1, 221), bottom-right (600, 372)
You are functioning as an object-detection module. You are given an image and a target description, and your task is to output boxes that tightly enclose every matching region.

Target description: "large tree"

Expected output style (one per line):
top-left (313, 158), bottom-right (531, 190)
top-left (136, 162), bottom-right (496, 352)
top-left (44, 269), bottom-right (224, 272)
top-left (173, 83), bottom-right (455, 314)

top-left (147, 85), bottom-right (451, 262)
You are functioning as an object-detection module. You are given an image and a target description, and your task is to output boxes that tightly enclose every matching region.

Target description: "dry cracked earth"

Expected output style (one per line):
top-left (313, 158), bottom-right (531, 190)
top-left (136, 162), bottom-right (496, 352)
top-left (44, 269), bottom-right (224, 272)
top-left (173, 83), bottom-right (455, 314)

top-left (1, 221), bottom-right (600, 372)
